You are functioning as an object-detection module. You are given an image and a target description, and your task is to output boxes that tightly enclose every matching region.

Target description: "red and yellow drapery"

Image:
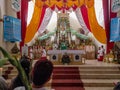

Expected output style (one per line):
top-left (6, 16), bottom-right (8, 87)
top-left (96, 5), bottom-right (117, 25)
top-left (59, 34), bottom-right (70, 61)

top-left (24, 0), bottom-right (107, 44)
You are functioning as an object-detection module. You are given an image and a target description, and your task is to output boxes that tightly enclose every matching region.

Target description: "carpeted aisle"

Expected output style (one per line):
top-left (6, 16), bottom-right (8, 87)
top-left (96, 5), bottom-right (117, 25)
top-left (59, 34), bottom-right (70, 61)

top-left (52, 66), bottom-right (85, 90)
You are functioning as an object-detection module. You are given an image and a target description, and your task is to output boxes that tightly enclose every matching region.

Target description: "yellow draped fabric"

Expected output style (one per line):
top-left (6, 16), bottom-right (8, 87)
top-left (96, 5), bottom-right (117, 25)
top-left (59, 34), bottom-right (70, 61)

top-left (25, 0), bottom-right (106, 44)
top-left (25, 0), bottom-right (42, 43)
top-left (34, 0), bottom-right (85, 8)
top-left (85, 0), bottom-right (106, 44)
top-left (25, 0), bottom-right (86, 43)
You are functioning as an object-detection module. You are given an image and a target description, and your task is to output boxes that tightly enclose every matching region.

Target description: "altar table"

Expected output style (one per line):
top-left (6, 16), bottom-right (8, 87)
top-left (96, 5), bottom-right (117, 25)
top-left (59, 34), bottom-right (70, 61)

top-left (47, 50), bottom-right (86, 65)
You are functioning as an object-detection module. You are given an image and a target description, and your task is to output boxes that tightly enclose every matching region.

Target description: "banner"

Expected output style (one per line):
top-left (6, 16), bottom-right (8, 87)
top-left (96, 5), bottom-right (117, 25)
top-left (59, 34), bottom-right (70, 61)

top-left (111, 0), bottom-right (120, 12)
top-left (3, 15), bottom-right (21, 42)
top-left (11, 0), bottom-right (21, 12)
top-left (110, 18), bottom-right (120, 42)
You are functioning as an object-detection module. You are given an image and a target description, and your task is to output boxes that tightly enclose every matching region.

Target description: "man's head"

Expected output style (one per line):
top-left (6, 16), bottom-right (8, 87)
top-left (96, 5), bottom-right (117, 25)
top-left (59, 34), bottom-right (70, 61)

top-left (32, 60), bottom-right (53, 87)
top-left (20, 56), bottom-right (30, 79)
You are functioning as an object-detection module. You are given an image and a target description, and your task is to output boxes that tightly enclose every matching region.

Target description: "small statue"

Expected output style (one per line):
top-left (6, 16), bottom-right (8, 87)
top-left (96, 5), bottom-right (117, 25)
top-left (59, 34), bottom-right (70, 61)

top-left (11, 43), bottom-right (20, 54)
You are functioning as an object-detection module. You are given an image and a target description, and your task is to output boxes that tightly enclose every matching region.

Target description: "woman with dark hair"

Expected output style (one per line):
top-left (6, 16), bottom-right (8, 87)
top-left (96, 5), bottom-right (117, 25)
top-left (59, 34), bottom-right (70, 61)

top-left (32, 60), bottom-right (53, 90)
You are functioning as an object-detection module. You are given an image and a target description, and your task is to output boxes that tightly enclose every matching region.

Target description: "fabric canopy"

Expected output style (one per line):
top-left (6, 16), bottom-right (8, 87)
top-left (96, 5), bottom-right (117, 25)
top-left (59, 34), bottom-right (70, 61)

top-left (24, 0), bottom-right (107, 44)
top-left (85, 0), bottom-right (106, 44)
top-left (25, 0), bottom-right (47, 43)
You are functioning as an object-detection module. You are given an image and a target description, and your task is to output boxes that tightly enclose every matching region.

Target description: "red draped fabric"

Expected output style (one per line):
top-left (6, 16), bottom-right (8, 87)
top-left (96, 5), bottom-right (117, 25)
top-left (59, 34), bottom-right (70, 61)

top-left (80, 5), bottom-right (91, 32)
top-left (102, 0), bottom-right (117, 53)
top-left (18, 0), bottom-right (28, 48)
top-left (37, 5), bottom-right (48, 30)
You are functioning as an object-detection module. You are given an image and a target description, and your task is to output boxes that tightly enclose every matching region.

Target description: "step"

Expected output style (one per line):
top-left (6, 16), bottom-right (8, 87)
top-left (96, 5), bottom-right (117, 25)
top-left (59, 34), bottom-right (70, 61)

top-left (52, 79), bottom-right (119, 87)
top-left (78, 66), bottom-right (120, 69)
top-left (78, 68), bottom-right (120, 71)
top-left (53, 70), bottom-right (79, 74)
top-left (80, 74), bottom-right (120, 79)
top-left (53, 67), bottom-right (79, 69)
top-left (52, 74), bottom-right (80, 79)
top-left (52, 79), bottom-right (83, 87)
top-left (8, 74), bottom-right (17, 79)
top-left (84, 87), bottom-right (114, 90)
top-left (53, 69), bottom-right (120, 74)
top-left (3, 69), bottom-right (18, 74)
top-left (79, 70), bottom-right (120, 74)
top-left (52, 87), bottom-right (114, 90)
top-left (52, 87), bottom-right (85, 90)
top-left (82, 79), bottom-right (119, 87)
top-left (53, 73), bottom-right (120, 79)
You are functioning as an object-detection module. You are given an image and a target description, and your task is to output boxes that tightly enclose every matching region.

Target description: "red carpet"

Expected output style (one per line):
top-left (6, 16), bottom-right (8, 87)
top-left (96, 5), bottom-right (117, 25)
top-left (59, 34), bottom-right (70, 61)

top-left (52, 66), bottom-right (85, 90)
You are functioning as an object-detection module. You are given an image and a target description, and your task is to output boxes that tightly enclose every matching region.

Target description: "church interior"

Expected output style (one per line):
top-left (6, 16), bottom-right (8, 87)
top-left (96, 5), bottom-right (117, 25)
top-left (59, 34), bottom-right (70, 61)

top-left (0, 0), bottom-right (120, 90)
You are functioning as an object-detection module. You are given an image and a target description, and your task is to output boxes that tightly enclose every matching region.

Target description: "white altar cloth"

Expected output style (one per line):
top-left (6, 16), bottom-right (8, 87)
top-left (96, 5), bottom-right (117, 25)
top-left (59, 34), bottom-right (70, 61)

top-left (47, 50), bottom-right (85, 54)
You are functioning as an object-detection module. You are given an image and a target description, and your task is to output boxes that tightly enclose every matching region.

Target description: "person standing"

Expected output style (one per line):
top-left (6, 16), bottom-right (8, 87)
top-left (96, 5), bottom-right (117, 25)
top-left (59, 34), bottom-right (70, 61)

top-left (40, 47), bottom-right (47, 60)
top-left (29, 46), bottom-right (34, 59)
top-left (22, 44), bottom-right (28, 56)
top-left (97, 47), bottom-right (101, 61)
top-left (99, 45), bottom-right (105, 61)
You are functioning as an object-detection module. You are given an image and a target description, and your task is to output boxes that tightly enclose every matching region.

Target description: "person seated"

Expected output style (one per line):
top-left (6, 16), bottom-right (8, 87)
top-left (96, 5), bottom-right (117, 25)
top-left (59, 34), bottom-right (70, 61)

top-left (62, 53), bottom-right (71, 64)
top-left (0, 76), bottom-right (8, 90)
top-left (9, 55), bottom-right (30, 90)
top-left (32, 59), bottom-right (53, 90)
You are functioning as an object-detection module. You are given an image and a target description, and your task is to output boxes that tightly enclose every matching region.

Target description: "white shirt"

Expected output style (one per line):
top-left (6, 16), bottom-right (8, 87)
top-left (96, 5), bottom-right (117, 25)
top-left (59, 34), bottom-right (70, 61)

top-left (22, 45), bottom-right (28, 56)
top-left (42, 49), bottom-right (47, 57)
top-left (14, 86), bottom-right (25, 90)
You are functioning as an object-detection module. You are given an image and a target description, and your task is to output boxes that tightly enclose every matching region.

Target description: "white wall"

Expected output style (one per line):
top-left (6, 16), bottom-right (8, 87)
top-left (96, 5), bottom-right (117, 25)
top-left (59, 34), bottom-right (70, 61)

top-left (0, 0), bottom-right (18, 57)
top-left (0, 0), bottom-right (6, 57)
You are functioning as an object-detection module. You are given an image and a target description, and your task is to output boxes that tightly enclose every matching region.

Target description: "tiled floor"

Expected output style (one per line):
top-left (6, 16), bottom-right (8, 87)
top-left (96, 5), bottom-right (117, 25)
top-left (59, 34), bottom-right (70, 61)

top-left (83, 59), bottom-right (120, 66)
top-left (54, 59), bottom-right (120, 67)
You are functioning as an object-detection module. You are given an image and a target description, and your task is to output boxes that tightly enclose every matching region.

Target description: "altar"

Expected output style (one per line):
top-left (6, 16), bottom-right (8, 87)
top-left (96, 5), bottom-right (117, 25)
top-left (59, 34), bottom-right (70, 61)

top-left (30, 12), bottom-right (95, 63)
top-left (47, 50), bottom-right (86, 65)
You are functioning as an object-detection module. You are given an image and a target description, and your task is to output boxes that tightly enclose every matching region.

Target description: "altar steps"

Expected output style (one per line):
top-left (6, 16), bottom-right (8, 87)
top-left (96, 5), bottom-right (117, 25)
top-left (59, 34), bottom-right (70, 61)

top-left (51, 65), bottom-right (120, 90)
top-left (1, 60), bottom-right (120, 90)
